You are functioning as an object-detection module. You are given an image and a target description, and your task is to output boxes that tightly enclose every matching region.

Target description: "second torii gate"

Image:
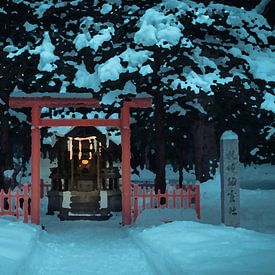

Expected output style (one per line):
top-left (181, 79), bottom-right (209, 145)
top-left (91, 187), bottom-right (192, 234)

top-left (9, 93), bottom-right (152, 225)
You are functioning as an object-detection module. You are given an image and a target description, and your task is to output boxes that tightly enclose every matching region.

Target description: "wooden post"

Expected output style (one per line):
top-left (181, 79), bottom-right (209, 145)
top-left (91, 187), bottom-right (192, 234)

top-left (172, 189), bottom-right (176, 208)
top-left (16, 189), bottom-right (20, 219)
top-left (31, 105), bottom-right (41, 225)
top-left (121, 105), bottom-right (132, 225)
top-left (8, 188), bottom-right (12, 215)
top-left (220, 130), bottom-right (240, 227)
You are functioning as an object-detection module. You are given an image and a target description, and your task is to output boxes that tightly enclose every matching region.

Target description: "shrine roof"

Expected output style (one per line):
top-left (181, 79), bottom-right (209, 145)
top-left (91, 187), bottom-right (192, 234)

top-left (9, 92), bottom-right (100, 108)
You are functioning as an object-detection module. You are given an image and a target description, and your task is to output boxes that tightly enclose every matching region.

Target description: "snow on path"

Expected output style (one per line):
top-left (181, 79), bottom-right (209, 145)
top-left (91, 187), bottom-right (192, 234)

top-left (23, 215), bottom-right (155, 275)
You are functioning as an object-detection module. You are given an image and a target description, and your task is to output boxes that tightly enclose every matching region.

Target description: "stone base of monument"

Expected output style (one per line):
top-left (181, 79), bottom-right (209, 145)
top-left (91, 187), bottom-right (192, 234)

top-left (57, 190), bottom-right (122, 221)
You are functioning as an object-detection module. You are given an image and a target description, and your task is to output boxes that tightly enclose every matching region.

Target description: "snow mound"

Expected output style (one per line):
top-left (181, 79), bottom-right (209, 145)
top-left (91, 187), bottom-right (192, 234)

top-left (0, 218), bottom-right (40, 275)
top-left (135, 221), bottom-right (275, 274)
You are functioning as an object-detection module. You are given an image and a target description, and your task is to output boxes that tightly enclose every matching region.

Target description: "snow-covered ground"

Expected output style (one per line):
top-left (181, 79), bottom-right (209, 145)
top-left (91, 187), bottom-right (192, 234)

top-left (0, 164), bottom-right (275, 274)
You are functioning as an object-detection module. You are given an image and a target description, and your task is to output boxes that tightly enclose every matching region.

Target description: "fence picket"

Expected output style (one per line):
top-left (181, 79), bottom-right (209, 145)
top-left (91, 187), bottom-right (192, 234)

top-left (16, 189), bottom-right (20, 219)
top-left (172, 189), bottom-right (176, 208)
top-left (8, 189), bottom-right (12, 215)
top-left (0, 184), bottom-right (30, 223)
top-left (132, 182), bottom-right (201, 223)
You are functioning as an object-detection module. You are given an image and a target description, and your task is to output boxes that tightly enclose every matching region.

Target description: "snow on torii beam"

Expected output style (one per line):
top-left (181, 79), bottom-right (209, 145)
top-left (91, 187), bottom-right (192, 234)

top-left (9, 93), bottom-right (152, 225)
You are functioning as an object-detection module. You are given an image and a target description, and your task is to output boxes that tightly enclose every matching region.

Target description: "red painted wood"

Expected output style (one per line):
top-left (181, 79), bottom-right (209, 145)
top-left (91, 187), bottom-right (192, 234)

top-left (10, 96), bottom-right (152, 225)
top-left (172, 189), bottom-right (176, 208)
top-left (133, 185), bottom-right (138, 222)
top-left (8, 189), bottom-right (12, 215)
top-left (31, 105), bottom-right (41, 225)
top-left (23, 185), bottom-right (29, 223)
top-left (16, 189), bottom-right (20, 219)
top-left (121, 105), bottom-right (132, 225)
top-left (9, 97), bottom-right (100, 108)
top-left (133, 184), bottom-right (200, 222)
top-left (40, 118), bottom-right (120, 128)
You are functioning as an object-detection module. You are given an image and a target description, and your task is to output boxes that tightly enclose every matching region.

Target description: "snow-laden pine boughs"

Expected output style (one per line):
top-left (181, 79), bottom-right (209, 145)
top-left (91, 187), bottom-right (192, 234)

top-left (0, 0), bottom-right (274, 180)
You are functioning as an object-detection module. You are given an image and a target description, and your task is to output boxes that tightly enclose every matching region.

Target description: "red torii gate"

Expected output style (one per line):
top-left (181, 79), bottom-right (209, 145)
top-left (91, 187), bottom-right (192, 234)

top-left (9, 94), bottom-right (152, 225)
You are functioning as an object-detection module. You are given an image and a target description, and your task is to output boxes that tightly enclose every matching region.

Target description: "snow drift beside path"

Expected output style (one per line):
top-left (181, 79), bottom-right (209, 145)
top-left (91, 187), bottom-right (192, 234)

top-left (0, 217), bottom-right (40, 275)
top-left (134, 221), bottom-right (275, 275)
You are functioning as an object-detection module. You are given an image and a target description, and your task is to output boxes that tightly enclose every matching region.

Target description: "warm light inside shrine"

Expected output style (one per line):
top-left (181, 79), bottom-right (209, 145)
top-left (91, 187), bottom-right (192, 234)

top-left (81, 159), bottom-right (89, 165)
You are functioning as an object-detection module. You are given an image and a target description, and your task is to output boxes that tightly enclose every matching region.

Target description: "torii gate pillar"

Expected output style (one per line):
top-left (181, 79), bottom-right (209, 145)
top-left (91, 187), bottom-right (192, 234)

top-left (31, 105), bottom-right (41, 224)
top-left (121, 105), bottom-right (131, 225)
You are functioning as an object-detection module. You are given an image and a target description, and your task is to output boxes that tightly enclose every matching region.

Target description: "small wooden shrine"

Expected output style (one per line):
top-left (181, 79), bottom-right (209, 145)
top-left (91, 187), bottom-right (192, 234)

top-left (48, 127), bottom-right (121, 220)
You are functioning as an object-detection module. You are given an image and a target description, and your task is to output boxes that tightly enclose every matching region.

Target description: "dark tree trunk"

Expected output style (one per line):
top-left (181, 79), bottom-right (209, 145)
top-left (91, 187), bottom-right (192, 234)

top-left (178, 164), bottom-right (183, 188)
top-left (192, 119), bottom-right (217, 182)
top-left (0, 92), bottom-right (11, 189)
top-left (154, 93), bottom-right (166, 203)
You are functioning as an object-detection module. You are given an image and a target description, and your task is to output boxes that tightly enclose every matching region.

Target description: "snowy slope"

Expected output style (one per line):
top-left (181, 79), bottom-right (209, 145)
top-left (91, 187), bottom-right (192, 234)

top-left (1, 164), bottom-right (275, 274)
top-left (0, 217), bottom-right (40, 275)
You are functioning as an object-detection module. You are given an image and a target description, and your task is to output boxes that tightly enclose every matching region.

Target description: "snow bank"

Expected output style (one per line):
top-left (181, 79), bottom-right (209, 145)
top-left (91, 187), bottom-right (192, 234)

top-left (0, 217), bottom-right (40, 275)
top-left (134, 221), bottom-right (275, 274)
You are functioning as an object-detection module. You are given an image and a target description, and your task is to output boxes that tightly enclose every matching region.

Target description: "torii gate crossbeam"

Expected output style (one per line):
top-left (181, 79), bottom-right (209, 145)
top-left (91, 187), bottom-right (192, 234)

top-left (9, 94), bottom-right (152, 225)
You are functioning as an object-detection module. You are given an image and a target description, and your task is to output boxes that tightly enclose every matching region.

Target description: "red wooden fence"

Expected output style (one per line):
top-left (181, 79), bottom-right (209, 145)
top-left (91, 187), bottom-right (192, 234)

top-left (0, 184), bottom-right (29, 223)
top-left (133, 184), bottom-right (200, 222)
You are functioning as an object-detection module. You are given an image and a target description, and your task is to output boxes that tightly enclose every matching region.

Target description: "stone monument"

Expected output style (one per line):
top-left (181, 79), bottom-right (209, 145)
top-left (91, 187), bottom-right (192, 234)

top-left (220, 130), bottom-right (240, 227)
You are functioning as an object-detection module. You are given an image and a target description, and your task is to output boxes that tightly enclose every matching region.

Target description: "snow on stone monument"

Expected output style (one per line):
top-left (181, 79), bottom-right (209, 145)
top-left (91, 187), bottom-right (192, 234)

top-left (220, 130), bottom-right (240, 227)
